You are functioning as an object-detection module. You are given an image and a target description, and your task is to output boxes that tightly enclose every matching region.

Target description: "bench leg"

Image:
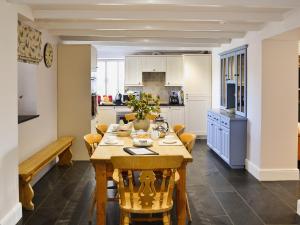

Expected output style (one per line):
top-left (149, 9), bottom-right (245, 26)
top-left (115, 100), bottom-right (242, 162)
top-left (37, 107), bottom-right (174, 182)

top-left (58, 146), bottom-right (73, 166)
top-left (19, 179), bottom-right (34, 210)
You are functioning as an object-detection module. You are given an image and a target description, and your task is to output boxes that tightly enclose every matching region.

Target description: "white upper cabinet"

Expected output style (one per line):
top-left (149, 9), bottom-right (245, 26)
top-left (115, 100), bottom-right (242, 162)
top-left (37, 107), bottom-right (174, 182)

top-left (165, 56), bottom-right (183, 86)
top-left (141, 56), bottom-right (166, 72)
top-left (125, 56), bottom-right (143, 86)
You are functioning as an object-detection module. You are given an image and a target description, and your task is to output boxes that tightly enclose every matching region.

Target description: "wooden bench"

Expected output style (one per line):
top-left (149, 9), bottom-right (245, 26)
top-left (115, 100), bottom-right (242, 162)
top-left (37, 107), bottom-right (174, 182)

top-left (19, 136), bottom-right (75, 210)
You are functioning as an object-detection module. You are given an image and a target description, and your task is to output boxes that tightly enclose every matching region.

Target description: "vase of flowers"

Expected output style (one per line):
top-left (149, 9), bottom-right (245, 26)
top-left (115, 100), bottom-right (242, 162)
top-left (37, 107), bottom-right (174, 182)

top-left (127, 93), bottom-right (160, 131)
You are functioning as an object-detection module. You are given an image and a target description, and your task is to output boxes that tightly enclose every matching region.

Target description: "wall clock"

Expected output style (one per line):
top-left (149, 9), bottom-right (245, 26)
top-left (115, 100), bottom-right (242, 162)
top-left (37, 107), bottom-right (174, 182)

top-left (44, 43), bottom-right (53, 68)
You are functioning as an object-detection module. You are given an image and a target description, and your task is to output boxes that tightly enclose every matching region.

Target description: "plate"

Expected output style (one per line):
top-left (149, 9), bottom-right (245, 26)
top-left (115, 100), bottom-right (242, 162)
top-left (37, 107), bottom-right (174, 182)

top-left (163, 139), bottom-right (177, 144)
top-left (104, 139), bottom-right (119, 144)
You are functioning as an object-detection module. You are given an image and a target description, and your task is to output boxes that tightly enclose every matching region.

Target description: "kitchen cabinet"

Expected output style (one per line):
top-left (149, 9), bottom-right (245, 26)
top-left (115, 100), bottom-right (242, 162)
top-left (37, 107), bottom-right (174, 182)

top-left (96, 106), bottom-right (184, 128)
top-left (207, 109), bottom-right (247, 168)
top-left (220, 45), bottom-right (247, 117)
top-left (125, 56), bottom-right (143, 86)
top-left (183, 54), bottom-right (212, 136)
top-left (141, 56), bottom-right (166, 72)
top-left (169, 107), bottom-right (185, 127)
top-left (165, 56), bottom-right (183, 86)
top-left (159, 106), bottom-right (185, 128)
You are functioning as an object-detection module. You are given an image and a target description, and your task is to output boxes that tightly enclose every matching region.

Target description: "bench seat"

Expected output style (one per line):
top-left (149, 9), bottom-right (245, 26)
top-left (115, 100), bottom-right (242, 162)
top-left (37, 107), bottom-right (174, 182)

top-left (19, 136), bottom-right (74, 210)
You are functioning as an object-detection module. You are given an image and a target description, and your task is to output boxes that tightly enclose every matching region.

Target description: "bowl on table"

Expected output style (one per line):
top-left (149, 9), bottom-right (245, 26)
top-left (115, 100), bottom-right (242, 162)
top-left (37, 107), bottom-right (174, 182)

top-left (133, 138), bottom-right (153, 147)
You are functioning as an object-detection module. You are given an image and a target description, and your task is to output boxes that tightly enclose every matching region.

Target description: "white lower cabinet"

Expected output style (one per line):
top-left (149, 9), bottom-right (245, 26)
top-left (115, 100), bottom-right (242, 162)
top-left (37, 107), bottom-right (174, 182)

top-left (95, 106), bottom-right (184, 129)
top-left (160, 106), bottom-right (185, 128)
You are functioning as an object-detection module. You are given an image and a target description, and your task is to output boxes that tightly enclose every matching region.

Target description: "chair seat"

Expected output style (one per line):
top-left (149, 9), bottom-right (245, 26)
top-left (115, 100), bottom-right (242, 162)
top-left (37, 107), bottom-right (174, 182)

top-left (120, 192), bottom-right (173, 214)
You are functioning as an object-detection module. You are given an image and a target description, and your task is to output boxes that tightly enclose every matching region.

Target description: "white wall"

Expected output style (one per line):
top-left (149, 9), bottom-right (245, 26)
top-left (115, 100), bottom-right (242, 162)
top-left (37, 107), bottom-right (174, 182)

top-left (0, 2), bottom-right (21, 225)
top-left (18, 63), bottom-right (38, 115)
top-left (18, 29), bottom-right (59, 163)
top-left (211, 8), bottom-right (300, 181)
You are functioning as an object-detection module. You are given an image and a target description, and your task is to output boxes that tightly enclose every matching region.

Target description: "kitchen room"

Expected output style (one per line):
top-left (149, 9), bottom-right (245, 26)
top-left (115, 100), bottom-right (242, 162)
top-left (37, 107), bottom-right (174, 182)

top-left (91, 51), bottom-right (211, 138)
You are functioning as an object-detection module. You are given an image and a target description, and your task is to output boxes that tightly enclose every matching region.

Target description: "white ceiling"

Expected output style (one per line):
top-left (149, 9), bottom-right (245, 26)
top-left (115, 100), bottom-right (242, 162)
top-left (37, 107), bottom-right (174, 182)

top-left (10, 0), bottom-right (300, 56)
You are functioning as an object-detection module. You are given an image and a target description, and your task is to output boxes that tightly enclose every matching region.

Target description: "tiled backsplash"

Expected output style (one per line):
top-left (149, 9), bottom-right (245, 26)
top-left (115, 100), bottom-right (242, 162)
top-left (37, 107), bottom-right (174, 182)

top-left (126, 72), bottom-right (181, 103)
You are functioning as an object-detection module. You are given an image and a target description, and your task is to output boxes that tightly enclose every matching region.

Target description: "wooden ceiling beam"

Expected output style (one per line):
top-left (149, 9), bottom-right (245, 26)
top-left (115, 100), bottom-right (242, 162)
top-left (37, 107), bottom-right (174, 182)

top-left (32, 9), bottom-right (284, 22)
top-left (48, 29), bottom-right (245, 39)
top-left (36, 20), bottom-right (263, 32)
top-left (8, 0), bottom-right (300, 9)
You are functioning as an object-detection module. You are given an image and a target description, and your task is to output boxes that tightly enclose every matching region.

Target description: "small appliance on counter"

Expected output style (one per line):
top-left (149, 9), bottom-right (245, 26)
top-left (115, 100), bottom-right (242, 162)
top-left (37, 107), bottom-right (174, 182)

top-left (169, 91), bottom-right (180, 105)
top-left (115, 92), bottom-right (123, 105)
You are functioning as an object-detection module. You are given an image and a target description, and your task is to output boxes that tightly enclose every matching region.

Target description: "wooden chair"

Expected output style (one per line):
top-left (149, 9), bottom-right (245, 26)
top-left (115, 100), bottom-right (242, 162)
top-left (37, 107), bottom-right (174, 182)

top-left (84, 133), bottom-right (119, 223)
top-left (179, 132), bottom-right (196, 222)
top-left (83, 133), bottom-right (102, 223)
top-left (173, 124), bottom-right (185, 137)
top-left (180, 133), bottom-right (197, 154)
top-left (125, 113), bottom-right (136, 122)
top-left (112, 155), bottom-right (183, 225)
top-left (96, 123), bottom-right (108, 136)
top-left (146, 113), bottom-right (158, 121)
top-left (84, 133), bottom-right (102, 157)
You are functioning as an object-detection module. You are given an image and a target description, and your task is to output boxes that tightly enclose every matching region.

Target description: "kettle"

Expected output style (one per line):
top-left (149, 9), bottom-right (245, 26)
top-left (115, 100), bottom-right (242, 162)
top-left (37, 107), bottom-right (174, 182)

top-left (153, 116), bottom-right (169, 138)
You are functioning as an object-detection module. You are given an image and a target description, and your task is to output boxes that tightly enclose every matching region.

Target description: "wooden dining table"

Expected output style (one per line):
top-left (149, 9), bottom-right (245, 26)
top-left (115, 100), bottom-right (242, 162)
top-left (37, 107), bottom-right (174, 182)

top-left (90, 126), bottom-right (193, 225)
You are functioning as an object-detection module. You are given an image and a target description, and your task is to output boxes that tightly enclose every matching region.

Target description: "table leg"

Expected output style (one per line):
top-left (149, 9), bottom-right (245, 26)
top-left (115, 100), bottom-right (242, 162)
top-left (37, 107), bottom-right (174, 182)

top-left (96, 163), bottom-right (107, 225)
top-left (177, 162), bottom-right (187, 225)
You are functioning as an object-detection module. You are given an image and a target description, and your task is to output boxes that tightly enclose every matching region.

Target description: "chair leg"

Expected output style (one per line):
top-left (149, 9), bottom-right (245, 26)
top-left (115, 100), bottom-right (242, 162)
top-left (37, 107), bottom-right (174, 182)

top-left (89, 188), bottom-right (96, 224)
top-left (186, 193), bottom-right (192, 223)
top-left (119, 210), bottom-right (124, 225)
top-left (124, 213), bottom-right (130, 225)
top-left (163, 212), bottom-right (170, 225)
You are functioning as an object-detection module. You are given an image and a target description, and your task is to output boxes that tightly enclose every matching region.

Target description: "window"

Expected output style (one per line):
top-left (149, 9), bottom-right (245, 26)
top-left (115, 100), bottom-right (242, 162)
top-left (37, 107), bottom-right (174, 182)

top-left (95, 59), bottom-right (125, 97)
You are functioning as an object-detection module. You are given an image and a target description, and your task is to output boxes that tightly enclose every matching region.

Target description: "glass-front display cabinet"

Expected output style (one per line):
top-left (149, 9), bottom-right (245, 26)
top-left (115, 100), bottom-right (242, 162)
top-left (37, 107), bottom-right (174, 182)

top-left (220, 45), bottom-right (247, 117)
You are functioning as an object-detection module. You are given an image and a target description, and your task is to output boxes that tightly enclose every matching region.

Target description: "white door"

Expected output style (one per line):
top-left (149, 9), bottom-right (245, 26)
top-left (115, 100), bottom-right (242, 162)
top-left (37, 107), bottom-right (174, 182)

top-left (125, 56), bottom-right (142, 86)
top-left (141, 56), bottom-right (166, 72)
top-left (166, 56), bottom-right (183, 86)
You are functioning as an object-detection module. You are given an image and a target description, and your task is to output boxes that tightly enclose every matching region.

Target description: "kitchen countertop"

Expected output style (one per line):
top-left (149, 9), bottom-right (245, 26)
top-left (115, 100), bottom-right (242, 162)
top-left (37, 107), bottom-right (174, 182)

top-left (209, 109), bottom-right (247, 120)
top-left (99, 103), bottom-right (185, 107)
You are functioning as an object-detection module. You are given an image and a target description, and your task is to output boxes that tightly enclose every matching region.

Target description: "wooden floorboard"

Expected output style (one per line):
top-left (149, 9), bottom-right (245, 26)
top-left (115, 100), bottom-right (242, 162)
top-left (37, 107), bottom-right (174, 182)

top-left (17, 140), bottom-right (300, 225)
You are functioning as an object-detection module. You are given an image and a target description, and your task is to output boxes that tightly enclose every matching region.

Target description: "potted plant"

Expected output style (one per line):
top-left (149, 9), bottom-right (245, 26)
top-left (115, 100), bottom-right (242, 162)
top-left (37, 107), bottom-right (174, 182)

top-left (127, 93), bottom-right (160, 131)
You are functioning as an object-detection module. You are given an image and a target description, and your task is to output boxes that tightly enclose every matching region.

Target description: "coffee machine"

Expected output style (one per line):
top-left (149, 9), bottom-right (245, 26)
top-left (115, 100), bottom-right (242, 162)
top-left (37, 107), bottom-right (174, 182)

top-left (169, 91), bottom-right (180, 105)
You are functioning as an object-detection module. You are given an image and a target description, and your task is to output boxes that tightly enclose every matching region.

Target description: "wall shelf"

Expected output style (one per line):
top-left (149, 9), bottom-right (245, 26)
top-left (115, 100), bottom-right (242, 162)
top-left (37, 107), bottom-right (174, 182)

top-left (18, 115), bottom-right (39, 124)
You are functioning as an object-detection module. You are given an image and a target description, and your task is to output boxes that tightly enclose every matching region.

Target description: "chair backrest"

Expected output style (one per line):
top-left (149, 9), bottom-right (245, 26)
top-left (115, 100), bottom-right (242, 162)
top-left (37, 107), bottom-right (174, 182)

top-left (173, 124), bottom-right (185, 137)
top-left (111, 155), bottom-right (183, 210)
top-left (96, 123), bottom-right (108, 136)
top-left (83, 133), bottom-right (102, 157)
top-left (125, 113), bottom-right (137, 122)
top-left (179, 133), bottom-right (196, 154)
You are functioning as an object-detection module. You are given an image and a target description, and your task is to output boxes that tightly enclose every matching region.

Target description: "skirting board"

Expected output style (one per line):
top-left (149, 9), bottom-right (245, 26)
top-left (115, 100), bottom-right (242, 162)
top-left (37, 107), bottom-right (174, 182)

top-left (0, 203), bottom-right (22, 225)
top-left (245, 159), bottom-right (299, 181)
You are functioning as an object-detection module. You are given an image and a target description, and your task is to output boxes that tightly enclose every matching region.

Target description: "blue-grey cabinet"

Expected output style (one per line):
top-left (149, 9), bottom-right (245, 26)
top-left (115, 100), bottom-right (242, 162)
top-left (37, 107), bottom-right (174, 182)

top-left (220, 45), bottom-right (247, 117)
top-left (207, 109), bottom-right (247, 168)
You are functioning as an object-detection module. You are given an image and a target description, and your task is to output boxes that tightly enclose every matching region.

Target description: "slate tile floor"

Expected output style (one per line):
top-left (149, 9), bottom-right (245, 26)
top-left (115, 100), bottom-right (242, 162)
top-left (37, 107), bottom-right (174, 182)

top-left (17, 140), bottom-right (300, 225)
